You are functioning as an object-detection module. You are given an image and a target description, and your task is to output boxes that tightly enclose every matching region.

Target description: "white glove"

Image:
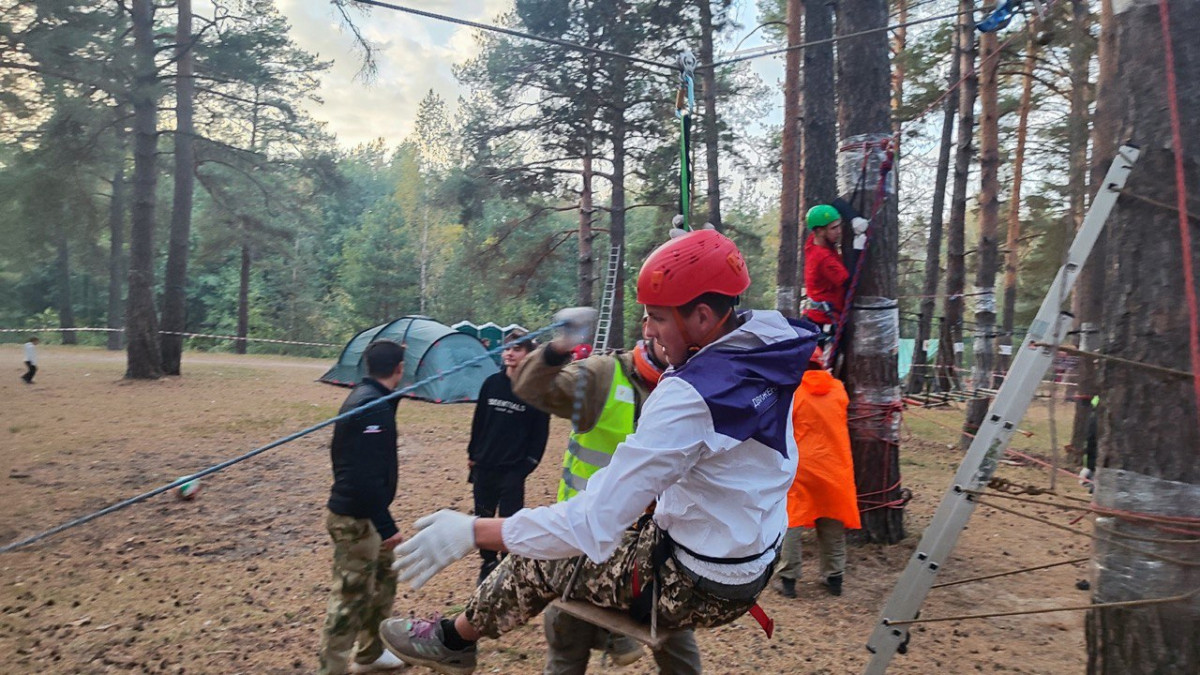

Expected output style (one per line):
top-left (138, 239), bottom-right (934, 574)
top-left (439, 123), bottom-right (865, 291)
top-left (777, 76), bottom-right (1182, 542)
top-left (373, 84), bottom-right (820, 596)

top-left (851, 217), bottom-right (870, 250)
top-left (552, 307), bottom-right (598, 350)
top-left (392, 509), bottom-right (477, 590)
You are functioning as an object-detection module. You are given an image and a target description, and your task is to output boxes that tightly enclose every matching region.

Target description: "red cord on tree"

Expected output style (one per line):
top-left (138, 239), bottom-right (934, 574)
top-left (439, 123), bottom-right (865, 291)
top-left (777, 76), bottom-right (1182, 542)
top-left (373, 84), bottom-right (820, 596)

top-left (1158, 0), bottom-right (1200, 442)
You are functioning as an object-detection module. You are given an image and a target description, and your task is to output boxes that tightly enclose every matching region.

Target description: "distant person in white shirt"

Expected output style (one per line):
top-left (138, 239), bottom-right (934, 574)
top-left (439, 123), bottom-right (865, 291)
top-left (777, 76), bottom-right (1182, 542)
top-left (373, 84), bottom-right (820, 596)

top-left (21, 337), bottom-right (39, 384)
top-left (377, 230), bottom-right (819, 675)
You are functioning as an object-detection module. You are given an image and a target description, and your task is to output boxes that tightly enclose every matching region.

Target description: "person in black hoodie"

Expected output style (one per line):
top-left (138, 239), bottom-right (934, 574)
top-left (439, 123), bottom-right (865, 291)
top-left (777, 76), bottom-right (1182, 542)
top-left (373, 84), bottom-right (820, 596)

top-left (319, 340), bottom-right (408, 674)
top-left (467, 330), bottom-right (550, 584)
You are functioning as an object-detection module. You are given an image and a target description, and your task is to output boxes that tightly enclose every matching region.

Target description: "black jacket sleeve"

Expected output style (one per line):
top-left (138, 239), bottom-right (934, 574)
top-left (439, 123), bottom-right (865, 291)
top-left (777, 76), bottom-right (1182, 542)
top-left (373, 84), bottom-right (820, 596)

top-left (351, 407), bottom-right (399, 540)
top-left (467, 378), bottom-right (490, 461)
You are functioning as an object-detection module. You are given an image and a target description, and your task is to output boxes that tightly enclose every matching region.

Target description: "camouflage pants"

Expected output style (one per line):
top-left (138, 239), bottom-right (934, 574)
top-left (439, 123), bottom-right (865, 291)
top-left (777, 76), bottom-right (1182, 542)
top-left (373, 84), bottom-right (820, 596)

top-left (318, 511), bottom-right (398, 675)
top-left (542, 605), bottom-right (703, 675)
top-left (464, 519), bottom-right (767, 640)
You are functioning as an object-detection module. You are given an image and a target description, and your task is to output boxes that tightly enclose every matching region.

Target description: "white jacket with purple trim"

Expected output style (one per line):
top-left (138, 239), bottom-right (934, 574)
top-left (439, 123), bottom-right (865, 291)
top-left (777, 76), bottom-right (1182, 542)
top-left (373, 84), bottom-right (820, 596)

top-left (502, 310), bottom-right (818, 585)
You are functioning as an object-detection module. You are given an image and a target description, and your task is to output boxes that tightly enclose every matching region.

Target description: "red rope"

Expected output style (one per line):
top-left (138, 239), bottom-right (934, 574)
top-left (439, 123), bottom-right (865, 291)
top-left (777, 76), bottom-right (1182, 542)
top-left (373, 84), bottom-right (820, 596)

top-left (1158, 0), bottom-right (1200, 440)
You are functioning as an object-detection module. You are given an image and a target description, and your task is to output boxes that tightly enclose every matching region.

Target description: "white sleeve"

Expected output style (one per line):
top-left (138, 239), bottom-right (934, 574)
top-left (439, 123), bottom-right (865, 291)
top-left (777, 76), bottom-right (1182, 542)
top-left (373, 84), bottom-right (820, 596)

top-left (501, 378), bottom-right (711, 562)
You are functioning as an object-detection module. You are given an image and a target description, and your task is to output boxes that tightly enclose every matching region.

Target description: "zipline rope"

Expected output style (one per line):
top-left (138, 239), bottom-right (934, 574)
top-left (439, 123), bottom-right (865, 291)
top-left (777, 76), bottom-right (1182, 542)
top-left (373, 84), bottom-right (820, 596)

top-left (0, 326), bottom-right (340, 348)
top-left (348, 0), bottom-right (674, 72)
top-left (0, 321), bottom-right (563, 554)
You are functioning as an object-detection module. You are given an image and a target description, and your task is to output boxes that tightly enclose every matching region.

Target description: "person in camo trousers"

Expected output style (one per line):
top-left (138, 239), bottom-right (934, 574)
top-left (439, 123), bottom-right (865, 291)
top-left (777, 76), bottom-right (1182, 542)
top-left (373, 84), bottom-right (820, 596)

top-left (379, 230), bottom-right (818, 675)
top-left (319, 340), bottom-right (407, 674)
top-left (511, 317), bottom-right (702, 674)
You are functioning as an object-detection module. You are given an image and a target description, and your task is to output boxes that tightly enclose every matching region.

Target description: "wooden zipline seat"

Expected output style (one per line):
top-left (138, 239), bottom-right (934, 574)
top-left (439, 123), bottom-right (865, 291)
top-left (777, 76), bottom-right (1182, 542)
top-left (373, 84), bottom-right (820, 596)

top-left (548, 598), bottom-right (671, 650)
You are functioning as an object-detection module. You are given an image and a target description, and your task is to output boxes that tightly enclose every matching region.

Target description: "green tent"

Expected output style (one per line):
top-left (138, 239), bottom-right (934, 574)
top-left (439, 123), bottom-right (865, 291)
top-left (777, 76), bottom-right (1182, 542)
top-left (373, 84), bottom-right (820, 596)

top-left (319, 316), bottom-right (497, 403)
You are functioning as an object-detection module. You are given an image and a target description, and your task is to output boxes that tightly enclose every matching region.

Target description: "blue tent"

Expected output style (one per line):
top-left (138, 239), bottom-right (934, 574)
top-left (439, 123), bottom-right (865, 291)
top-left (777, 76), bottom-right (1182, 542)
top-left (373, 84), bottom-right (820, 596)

top-left (319, 316), bottom-right (497, 402)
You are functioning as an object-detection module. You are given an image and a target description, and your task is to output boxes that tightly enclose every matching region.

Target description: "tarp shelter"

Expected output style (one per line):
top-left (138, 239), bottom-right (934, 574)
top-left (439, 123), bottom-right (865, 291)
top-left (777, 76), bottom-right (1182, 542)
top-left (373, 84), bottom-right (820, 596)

top-left (320, 316), bottom-right (498, 402)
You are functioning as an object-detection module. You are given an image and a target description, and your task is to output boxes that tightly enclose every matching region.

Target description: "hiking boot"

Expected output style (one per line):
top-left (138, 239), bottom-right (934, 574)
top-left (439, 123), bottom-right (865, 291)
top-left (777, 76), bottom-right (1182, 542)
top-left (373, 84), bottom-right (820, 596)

top-left (776, 577), bottom-right (796, 599)
top-left (823, 574), bottom-right (843, 597)
top-left (380, 617), bottom-right (477, 675)
top-left (349, 649), bottom-right (408, 672)
top-left (605, 633), bottom-right (646, 667)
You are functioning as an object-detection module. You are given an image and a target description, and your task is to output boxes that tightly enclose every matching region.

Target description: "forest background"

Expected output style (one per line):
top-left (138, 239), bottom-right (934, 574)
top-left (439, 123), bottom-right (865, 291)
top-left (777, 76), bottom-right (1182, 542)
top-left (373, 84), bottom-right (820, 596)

top-left (0, 0), bottom-right (1088, 368)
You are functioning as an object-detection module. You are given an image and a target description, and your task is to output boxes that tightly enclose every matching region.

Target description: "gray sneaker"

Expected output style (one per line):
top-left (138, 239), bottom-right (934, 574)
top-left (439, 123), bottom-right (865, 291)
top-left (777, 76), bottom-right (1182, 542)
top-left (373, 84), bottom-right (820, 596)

top-left (380, 617), bottom-right (477, 675)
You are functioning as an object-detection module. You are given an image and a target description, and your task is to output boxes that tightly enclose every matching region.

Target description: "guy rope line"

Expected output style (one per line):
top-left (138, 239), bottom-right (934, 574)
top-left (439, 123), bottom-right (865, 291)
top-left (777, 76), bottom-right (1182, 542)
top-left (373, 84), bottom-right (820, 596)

top-left (969, 497), bottom-right (1200, 568)
top-left (0, 321), bottom-right (564, 554)
top-left (967, 488), bottom-right (1200, 537)
top-left (1036, 342), bottom-right (1194, 380)
top-left (349, 0), bottom-right (674, 72)
top-left (881, 587), bottom-right (1200, 627)
top-left (931, 557), bottom-right (1090, 589)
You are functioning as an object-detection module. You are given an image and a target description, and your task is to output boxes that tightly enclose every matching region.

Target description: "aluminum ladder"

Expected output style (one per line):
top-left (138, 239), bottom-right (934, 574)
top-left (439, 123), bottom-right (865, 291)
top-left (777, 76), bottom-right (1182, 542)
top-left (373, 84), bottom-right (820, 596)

top-left (862, 145), bottom-right (1140, 673)
top-left (592, 245), bottom-right (622, 352)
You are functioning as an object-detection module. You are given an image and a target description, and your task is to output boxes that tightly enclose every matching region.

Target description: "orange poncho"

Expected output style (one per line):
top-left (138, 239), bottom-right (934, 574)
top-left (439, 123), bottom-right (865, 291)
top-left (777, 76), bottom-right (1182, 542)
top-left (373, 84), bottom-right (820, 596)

top-left (787, 369), bottom-right (861, 529)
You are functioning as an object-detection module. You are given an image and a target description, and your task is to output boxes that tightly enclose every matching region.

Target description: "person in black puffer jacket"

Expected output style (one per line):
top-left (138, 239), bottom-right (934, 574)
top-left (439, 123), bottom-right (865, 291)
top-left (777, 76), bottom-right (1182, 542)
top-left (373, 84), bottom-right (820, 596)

top-left (319, 339), bottom-right (408, 674)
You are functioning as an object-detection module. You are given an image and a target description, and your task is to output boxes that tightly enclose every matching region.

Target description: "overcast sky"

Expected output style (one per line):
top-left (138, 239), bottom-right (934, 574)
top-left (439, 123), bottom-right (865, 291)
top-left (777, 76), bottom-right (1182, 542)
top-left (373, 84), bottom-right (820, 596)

top-left (275, 0), bottom-right (784, 149)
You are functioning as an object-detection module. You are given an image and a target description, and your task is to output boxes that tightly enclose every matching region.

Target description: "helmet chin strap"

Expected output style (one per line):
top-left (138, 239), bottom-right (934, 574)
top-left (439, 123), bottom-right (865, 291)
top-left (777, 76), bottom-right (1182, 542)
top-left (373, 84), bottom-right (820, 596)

top-left (670, 307), bottom-right (734, 362)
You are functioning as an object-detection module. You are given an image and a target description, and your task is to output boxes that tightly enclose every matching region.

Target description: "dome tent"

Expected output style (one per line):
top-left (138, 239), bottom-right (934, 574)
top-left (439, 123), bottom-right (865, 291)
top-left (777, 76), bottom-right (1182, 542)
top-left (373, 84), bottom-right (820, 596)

top-left (319, 316), bottom-right (498, 403)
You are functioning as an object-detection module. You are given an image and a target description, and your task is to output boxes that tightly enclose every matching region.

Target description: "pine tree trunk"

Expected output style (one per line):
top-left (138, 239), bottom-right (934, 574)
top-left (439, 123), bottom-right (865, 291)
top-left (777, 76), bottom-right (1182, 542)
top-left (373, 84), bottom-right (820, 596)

top-left (236, 241), bottom-right (250, 355)
top-left (962, 30), bottom-right (1001, 445)
top-left (1086, 4), bottom-right (1200, 669)
top-left (836, 0), bottom-right (903, 544)
top-left (942, 0), bottom-right (976, 390)
top-left (125, 0), bottom-right (163, 379)
top-left (55, 226), bottom-right (76, 345)
top-left (697, 0), bottom-right (722, 231)
top-left (891, 0), bottom-right (907, 137)
top-left (906, 34), bottom-right (959, 394)
top-left (578, 150), bottom-right (594, 308)
top-left (106, 159), bottom-right (126, 351)
top-left (1000, 35), bottom-right (1038, 378)
top-left (609, 77), bottom-right (627, 346)
top-left (775, 0), bottom-right (802, 316)
top-left (802, 0), bottom-right (837, 286)
top-left (160, 0), bottom-right (195, 375)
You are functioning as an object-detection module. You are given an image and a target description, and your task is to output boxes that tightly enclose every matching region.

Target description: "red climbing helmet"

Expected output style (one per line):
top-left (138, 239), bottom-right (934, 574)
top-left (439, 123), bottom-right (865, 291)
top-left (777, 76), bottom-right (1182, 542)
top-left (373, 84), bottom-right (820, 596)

top-left (636, 230), bottom-right (751, 307)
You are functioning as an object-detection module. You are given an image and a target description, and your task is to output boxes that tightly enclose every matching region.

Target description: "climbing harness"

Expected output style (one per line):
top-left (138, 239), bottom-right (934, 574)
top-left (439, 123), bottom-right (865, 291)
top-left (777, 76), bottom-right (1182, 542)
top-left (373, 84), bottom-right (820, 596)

top-left (674, 49), bottom-right (697, 232)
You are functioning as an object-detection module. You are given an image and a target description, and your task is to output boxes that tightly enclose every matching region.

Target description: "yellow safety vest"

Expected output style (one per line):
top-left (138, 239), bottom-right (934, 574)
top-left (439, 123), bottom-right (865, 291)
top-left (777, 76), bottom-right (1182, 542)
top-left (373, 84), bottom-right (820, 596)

top-left (557, 363), bottom-right (637, 502)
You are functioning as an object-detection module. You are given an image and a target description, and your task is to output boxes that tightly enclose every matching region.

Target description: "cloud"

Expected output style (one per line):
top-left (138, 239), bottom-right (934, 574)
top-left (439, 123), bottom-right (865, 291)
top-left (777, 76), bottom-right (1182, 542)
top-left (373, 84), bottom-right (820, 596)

top-left (277, 0), bottom-right (512, 148)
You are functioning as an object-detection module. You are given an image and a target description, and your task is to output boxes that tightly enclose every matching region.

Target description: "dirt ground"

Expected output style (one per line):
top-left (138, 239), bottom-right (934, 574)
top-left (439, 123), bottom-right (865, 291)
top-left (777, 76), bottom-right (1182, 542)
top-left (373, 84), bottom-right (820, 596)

top-left (0, 346), bottom-right (1092, 674)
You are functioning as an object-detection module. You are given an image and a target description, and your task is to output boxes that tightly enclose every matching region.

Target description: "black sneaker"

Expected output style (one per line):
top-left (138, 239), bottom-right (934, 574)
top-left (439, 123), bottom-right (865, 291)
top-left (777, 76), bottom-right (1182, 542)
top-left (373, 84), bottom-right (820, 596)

top-left (824, 574), bottom-right (843, 596)
top-left (777, 577), bottom-right (797, 598)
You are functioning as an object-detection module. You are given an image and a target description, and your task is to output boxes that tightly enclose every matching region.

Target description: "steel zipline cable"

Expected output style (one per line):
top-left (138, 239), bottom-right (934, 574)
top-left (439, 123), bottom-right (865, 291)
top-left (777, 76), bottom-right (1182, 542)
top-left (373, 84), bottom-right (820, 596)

top-left (349, 0), bottom-right (977, 74)
top-left (0, 321), bottom-right (563, 554)
top-left (348, 0), bottom-right (674, 72)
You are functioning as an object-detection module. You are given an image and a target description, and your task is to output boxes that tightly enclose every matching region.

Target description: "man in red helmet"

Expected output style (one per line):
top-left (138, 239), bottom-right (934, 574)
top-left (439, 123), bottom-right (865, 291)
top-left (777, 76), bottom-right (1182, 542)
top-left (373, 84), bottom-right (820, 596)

top-left (510, 315), bottom-right (701, 674)
top-left (379, 230), bottom-right (819, 675)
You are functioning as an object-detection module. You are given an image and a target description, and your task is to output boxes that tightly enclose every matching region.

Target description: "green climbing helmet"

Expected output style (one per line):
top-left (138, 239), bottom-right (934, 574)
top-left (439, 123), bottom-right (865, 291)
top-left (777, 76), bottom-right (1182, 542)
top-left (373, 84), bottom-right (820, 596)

top-left (806, 204), bottom-right (841, 230)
